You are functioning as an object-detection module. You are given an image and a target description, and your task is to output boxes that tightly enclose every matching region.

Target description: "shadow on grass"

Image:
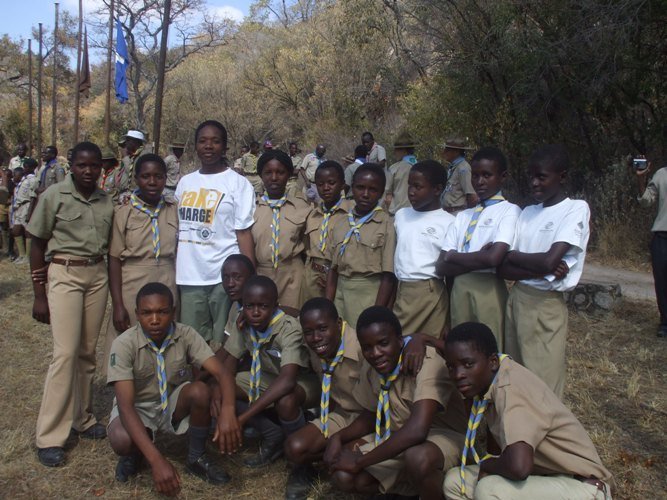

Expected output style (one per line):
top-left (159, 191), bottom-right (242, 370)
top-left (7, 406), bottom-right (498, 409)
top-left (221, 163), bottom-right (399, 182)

top-left (0, 279), bottom-right (23, 301)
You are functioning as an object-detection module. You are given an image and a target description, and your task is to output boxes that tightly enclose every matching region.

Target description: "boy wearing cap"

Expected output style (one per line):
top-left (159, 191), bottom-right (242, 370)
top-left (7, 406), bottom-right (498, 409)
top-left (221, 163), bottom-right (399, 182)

top-left (120, 129), bottom-right (146, 197)
top-left (441, 138), bottom-right (478, 214)
top-left (384, 133), bottom-right (419, 215)
top-left (99, 149), bottom-right (129, 205)
top-left (163, 142), bottom-right (185, 200)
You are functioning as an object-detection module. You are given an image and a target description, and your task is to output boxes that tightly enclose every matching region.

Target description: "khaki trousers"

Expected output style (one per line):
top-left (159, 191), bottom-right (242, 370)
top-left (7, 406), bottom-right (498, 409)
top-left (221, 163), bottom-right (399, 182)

top-left (35, 258), bottom-right (109, 448)
top-left (334, 274), bottom-right (381, 329)
top-left (393, 278), bottom-right (448, 338)
top-left (504, 282), bottom-right (568, 398)
top-left (450, 272), bottom-right (508, 350)
top-left (444, 465), bottom-right (610, 499)
top-left (299, 257), bottom-right (328, 305)
top-left (102, 259), bottom-right (177, 377)
top-left (257, 257), bottom-right (305, 310)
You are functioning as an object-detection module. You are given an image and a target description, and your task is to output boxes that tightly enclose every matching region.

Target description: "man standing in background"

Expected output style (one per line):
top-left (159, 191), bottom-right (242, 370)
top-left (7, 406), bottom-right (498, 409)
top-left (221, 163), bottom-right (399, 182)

top-left (441, 137), bottom-right (477, 214)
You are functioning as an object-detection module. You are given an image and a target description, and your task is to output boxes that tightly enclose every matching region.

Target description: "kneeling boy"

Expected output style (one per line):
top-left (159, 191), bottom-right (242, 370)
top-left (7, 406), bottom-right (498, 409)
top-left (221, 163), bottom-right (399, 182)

top-left (284, 298), bottom-right (366, 499)
top-left (443, 322), bottom-right (612, 499)
top-left (327, 306), bottom-right (466, 499)
top-left (107, 283), bottom-right (240, 496)
top-left (217, 275), bottom-right (319, 467)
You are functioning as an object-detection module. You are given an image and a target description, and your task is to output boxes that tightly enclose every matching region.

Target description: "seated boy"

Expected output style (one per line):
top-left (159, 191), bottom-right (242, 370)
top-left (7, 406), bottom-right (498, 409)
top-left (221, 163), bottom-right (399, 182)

top-left (221, 253), bottom-right (256, 341)
top-left (107, 283), bottom-right (240, 496)
top-left (326, 306), bottom-right (466, 499)
top-left (217, 275), bottom-right (319, 467)
top-left (284, 297), bottom-right (366, 500)
top-left (443, 322), bottom-right (612, 499)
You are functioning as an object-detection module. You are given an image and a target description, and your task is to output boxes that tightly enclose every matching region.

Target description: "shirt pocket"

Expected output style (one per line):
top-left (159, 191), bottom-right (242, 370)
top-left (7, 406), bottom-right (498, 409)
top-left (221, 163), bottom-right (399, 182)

top-left (55, 211), bottom-right (82, 224)
top-left (283, 212), bottom-right (307, 243)
top-left (167, 353), bottom-right (191, 386)
top-left (133, 364), bottom-right (156, 393)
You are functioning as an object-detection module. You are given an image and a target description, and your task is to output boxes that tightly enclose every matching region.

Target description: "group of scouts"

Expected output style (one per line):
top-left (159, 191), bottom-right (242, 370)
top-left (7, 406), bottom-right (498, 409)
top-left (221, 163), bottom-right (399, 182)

top-left (12, 118), bottom-right (612, 499)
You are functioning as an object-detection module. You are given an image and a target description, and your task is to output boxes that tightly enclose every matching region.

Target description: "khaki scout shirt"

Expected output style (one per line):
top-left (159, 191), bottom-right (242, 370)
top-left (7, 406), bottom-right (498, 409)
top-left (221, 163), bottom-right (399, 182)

top-left (252, 194), bottom-right (311, 266)
top-left (26, 174), bottom-right (113, 257)
top-left (290, 155), bottom-right (303, 172)
top-left (122, 147), bottom-right (144, 190)
top-left (309, 322), bottom-right (365, 414)
top-left (357, 346), bottom-right (467, 432)
top-left (13, 173), bottom-right (39, 205)
top-left (638, 167), bottom-right (667, 232)
top-left (9, 155), bottom-right (31, 172)
top-left (304, 198), bottom-right (353, 260)
top-left (164, 154), bottom-right (181, 188)
top-left (225, 312), bottom-right (311, 374)
top-left (386, 159), bottom-right (413, 215)
top-left (300, 153), bottom-right (326, 183)
top-left (109, 201), bottom-right (179, 261)
top-left (366, 143), bottom-right (387, 165)
top-left (327, 207), bottom-right (396, 278)
top-left (99, 165), bottom-right (130, 205)
top-left (39, 160), bottom-right (66, 191)
top-left (443, 157), bottom-right (474, 209)
top-left (485, 359), bottom-right (612, 482)
top-left (107, 322), bottom-right (215, 404)
top-left (241, 152), bottom-right (259, 175)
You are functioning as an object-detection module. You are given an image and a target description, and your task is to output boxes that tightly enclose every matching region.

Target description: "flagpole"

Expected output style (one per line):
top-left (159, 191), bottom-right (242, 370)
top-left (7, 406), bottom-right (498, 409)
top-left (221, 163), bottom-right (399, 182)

top-left (73, 0), bottom-right (82, 144)
top-left (37, 23), bottom-right (43, 156)
top-left (51, 2), bottom-right (59, 145)
top-left (104, 0), bottom-right (114, 148)
top-left (28, 39), bottom-right (34, 155)
top-left (152, 0), bottom-right (172, 156)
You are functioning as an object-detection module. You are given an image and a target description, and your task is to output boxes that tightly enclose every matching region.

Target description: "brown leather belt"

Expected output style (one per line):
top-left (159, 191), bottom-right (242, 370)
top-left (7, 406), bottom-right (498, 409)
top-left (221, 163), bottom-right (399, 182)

top-left (309, 259), bottom-right (329, 274)
top-left (574, 475), bottom-right (607, 494)
top-left (51, 256), bottom-right (105, 267)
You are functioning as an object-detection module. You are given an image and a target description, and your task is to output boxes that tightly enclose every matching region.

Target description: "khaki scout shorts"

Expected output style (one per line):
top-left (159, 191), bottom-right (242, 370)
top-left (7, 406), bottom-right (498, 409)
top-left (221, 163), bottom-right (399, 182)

top-left (108, 381), bottom-right (191, 435)
top-left (236, 370), bottom-right (321, 408)
top-left (309, 407), bottom-right (360, 436)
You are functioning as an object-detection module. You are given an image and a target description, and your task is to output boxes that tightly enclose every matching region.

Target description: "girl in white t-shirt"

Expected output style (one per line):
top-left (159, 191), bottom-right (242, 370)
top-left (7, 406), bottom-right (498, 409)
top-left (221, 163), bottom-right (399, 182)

top-left (436, 147), bottom-right (521, 348)
top-left (393, 160), bottom-right (454, 337)
top-left (499, 145), bottom-right (590, 398)
top-left (175, 120), bottom-right (256, 344)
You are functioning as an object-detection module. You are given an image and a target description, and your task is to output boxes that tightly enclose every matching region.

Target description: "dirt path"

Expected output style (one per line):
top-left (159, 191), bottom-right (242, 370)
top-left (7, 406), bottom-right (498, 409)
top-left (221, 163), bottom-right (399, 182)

top-left (582, 263), bottom-right (655, 302)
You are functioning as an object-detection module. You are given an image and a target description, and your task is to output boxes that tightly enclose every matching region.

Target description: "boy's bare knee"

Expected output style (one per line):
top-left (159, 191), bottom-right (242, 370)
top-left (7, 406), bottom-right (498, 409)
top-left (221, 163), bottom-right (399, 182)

top-left (275, 390), bottom-right (301, 417)
top-left (405, 443), bottom-right (441, 479)
top-left (331, 470), bottom-right (355, 493)
top-left (284, 433), bottom-right (305, 462)
top-left (108, 419), bottom-right (133, 455)
top-left (187, 381), bottom-right (211, 406)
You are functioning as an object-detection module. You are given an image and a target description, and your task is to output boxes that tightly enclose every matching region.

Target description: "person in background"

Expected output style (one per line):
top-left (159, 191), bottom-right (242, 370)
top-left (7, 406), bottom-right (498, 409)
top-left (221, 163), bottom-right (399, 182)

top-left (241, 141), bottom-right (263, 194)
top-left (10, 159), bottom-right (39, 264)
top-left (385, 132), bottom-right (419, 215)
top-left (98, 148), bottom-right (129, 205)
top-left (362, 132), bottom-right (387, 168)
top-left (120, 130), bottom-right (146, 196)
top-left (344, 144), bottom-right (369, 193)
top-left (38, 145), bottom-right (65, 193)
top-left (233, 145), bottom-right (249, 174)
top-left (636, 156), bottom-right (667, 338)
top-left (163, 141), bottom-right (185, 200)
top-left (9, 142), bottom-right (30, 172)
top-left (286, 142), bottom-right (304, 199)
top-left (440, 138), bottom-right (477, 214)
top-left (300, 144), bottom-right (327, 203)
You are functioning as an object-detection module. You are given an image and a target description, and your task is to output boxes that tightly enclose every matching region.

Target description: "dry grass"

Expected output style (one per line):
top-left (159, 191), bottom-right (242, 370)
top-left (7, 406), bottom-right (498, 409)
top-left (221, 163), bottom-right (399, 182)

top-left (0, 259), bottom-right (666, 498)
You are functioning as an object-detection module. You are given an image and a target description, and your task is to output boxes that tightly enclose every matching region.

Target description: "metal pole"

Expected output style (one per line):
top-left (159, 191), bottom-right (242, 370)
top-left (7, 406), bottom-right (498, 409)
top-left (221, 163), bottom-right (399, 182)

top-left (28, 39), bottom-right (33, 155)
top-left (37, 23), bottom-right (43, 156)
top-left (73, 0), bottom-right (82, 144)
top-left (104, 0), bottom-right (114, 148)
top-left (152, 0), bottom-right (172, 156)
top-left (51, 2), bottom-right (59, 145)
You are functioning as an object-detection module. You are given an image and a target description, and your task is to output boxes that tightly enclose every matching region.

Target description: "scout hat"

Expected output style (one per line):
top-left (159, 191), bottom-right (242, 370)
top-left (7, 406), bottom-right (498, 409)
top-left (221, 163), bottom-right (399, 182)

top-left (124, 130), bottom-right (146, 142)
top-left (101, 148), bottom-right (117, 160)
top-left (169, 141), bottom-right (186, 150)
top-left (393, 132), bottom-right (419, 149)
top-left (441, 137), bottom-right (474, 150)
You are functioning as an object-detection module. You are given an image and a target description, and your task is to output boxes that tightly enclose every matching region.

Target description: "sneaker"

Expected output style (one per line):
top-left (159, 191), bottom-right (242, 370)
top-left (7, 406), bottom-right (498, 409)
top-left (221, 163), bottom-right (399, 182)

top-left (115, 454), bottom-right (141, 482)
top-left (186, 453), bottom-right (230, 485)
top-left (13, 256), bottom-right (26, 265)
top-left (37, 447), bottom-right (65, 467)
top-left (285, 464), bottom-right (316, 500)
top-left (243, 436), bottom-right (285, 468)
top-left (77, 423), bottom-right (107, 440)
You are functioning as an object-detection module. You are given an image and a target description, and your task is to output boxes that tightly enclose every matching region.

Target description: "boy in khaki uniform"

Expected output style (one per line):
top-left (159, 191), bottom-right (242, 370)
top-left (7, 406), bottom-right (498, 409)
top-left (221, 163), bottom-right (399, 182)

top-left (284, 298), bottom-right (366, 500)
top-left (28, 142), bottom-right (114, 467)
top-left (98, 149), bottom-right (129, 205)
top-left (440, 138), bottom-right (477, 213)
top-left (301, 161), bottom-right (352, 303)
top-left (252, 150), bottom-right (311, 309)
top-left (241, 141), bottom-right (263, 194)
top-left (384, 133), bottom-right (418, 215)
top-left (216, 276), bottom-right (319, 468)
top-left (10, 159), bottom-right (39, 264)
top-left (325, 164), bottom-right (396, 328)
top-left (327, 307), bottom-right (466, 499)
top-left (443, 322), bottom-right (612, 499)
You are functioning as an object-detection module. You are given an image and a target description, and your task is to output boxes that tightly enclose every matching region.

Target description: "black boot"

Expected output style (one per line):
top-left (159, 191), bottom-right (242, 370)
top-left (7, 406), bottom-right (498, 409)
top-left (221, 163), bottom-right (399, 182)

top-left (285, 463), bottom-right (316, 500)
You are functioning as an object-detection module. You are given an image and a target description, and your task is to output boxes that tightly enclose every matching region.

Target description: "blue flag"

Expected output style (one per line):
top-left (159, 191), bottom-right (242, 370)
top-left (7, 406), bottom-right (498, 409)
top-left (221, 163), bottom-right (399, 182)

top-left (114, 20), bottom-right (129, 103)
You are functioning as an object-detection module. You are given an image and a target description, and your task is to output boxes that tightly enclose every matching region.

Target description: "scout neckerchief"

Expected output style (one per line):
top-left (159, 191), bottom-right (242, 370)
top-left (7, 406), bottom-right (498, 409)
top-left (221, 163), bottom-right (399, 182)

top-left (318, 197), bottom-right (343, 253)
top-left (459, 353), bottom-right (509, 495)
top-left (12, 173), bottom-right (34, 209)
top-left (461, 193), bottom-right (505, 252)
top-left (339, 205), bottom-right (383, 256)
top-left (39, 159), bottom-right (57, 185)
top-left (318, 321), bottom-right (347, 438)
top-left (262, 192), bottom-right (287, 269)
top-left (446, 156), bottom-right (465, 181)
top-left (375, 348), bottom-right (404, 445)
top-left (248, 309), bottom-right (286, 403)
top-left (100, 169), bottom-right (112, 190)
top-left (403, 154), bottom-right (417, 165)
top-left (130, 190), bottom-right (165, 260)
top-left (142, 324), bottom-right (176, 414)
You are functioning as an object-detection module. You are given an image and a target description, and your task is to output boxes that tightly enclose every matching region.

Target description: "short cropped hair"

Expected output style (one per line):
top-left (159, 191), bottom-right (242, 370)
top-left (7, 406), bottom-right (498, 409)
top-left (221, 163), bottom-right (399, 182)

top-left (23, 158), bottom-right (38, 169)
top-left (528, 144), bottom-right (570, 173)
top-left (257, 149), bottom-right (294, 176)
top-left (223, 254), bottom-right (256, 275)
top-left (243, 275), bottom-right (278, 302)
top-left (195, 120), bottom-right (227, 146)
top-left (135, 153), bottom-right (167, 176)
top-left (315, 160), bottom-right (345, 183)
top-left (411, 160), bottom-right (446, 188)
top-left (356, 306), bottom-right (402, 337)
top-left (136, 282), bottom-right (174, 308)
top-left (300, 297), bottom-right (339, 322)
top-left (354, 144), bottom-right (368, 158)
top-left (71, 141), bottom-right (102, 162)
top-left (471, 146), bottom-right (508, 173)
top-left (352, 162), bottom-right (386, 189)
top-left (447, 322), bottom-right (498, 357)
